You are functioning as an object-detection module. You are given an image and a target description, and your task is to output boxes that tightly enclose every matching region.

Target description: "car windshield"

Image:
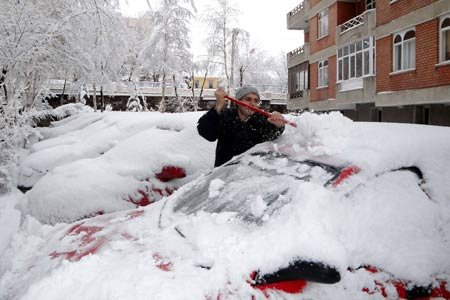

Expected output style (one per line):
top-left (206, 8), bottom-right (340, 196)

top-left (172, 151), bottom-right (341, 224)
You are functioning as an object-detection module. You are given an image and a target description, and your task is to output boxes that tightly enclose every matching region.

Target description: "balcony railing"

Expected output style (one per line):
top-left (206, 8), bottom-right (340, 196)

top-left (340, 14), bottom-right (364, 34)
top-left (289, 1), bottom-right (304, 16)
top-left (289, 90), bottom-right (304, 99)
top-left (288, 46), bottom-right (305, 57)
top-left (339, 9), bottom-right (376, 35)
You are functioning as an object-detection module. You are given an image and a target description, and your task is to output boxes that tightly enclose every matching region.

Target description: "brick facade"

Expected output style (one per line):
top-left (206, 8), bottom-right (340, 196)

top-left (310, 56), bottom-right (337, 102)
top-left (377, 0), bottom-right (437, 26)
top-left (377, 18), bottom-right (450, 93)
top-left (310, 3), bottom-right (337, 55)
top-left (287, 0), bottom-right (450, 125)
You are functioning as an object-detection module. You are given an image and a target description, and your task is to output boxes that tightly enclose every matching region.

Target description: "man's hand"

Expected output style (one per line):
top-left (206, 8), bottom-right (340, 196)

top-left (268, 111), bottom-right (286, 128)
top-left (214, 88), bottom-right (227, 113)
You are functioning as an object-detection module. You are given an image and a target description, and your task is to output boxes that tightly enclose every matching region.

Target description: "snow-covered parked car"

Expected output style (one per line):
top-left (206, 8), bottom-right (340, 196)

top-left (2, 112), bottom-right (450, 300)
top-left (18, 111), bottom-right (215, 224)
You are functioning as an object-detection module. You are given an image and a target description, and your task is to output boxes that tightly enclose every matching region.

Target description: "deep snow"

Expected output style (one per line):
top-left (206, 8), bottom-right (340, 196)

top-left (1, 109), bottom-right (450, 300)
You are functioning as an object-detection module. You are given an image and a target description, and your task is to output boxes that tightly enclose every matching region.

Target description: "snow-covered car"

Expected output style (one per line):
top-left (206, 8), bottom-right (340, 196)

top-left (2, 112), bottom-right (450, 299)
top-left (18, 110), bottom-right (215, 224)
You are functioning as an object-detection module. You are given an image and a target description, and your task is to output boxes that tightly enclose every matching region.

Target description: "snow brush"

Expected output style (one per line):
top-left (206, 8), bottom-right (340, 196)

top-left (224, 95), bottom-right (298, 128)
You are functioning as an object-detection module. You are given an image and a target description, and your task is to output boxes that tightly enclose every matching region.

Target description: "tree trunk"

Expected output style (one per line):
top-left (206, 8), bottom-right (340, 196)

top-left (230, 28), bottom-right (239, 90)
top-left (0, 68), bottom-right (7, 101)
top-left (239, 66), bottom-right (244, 87)
top-left (100, 85), bottom-right (104, 110)
top-left (190, 72), bottom-right (196, 110)
top-left (173, 74), bottom-right (179, 100)
top-left (60, 77), bottom-right (67, 106)
top-left (159, 72), bottom-right (166, 113)
top-left (223, 25), bottom-right (231, 109)
top-left (92, 84), bottom-right (97, 111)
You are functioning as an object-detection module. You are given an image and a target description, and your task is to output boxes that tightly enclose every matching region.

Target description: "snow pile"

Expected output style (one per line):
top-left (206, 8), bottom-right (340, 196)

top-left (287, 111), bottom-right (354, 156)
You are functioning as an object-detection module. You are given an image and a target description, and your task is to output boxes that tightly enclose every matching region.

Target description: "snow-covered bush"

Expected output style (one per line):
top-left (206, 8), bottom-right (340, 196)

top-left (32, 103), bottom-right (94, 127)
top-left (0, 97), bottom-right (36, 194)
top-left (161, 97), bottom-right (196, 113)
top-left (126, 94), bottom-right (148, 112)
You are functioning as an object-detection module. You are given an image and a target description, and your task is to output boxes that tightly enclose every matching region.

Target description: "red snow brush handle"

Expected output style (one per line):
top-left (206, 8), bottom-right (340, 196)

top-left (224, 95), bottom-right (297, 128)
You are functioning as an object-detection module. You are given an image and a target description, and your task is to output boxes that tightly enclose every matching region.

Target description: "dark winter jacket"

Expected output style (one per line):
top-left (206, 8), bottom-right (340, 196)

top-left (197, 107), bottom-right (285, 167)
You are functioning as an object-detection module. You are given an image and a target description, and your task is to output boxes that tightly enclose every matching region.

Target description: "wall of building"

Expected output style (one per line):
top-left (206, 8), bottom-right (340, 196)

top-left (381, 106), bottom-right (415, 123)
top-left (337, 1), bottom-right (358, 25)
top-left (336, 77), bottom-right (376, 104)
top-left (377, 0), bottom-right (436, 25)
top-left (357, 0), bottom-right (366, 15)
top-left (377, 18), bottom-right (450, 93)
top-left (310, 2), bottom-right (337, 54)
top-left (310, 0), bottom-right (322, 9)
top-left (309, 55), bottom-right (337, 102)
top-left (192, 77), bottom-right (223, 89)
top-left (431, 104), bottom-right (450, 126)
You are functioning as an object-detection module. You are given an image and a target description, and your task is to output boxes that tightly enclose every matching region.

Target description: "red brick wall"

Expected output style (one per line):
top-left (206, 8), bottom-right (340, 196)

top-left (337, 1), bottom-right (358, 26)
top-left (376, 19), bottom-right (450, 93)
top-left (310, 56), bottom-right (337, 102)
top-left (305, 31), bottom-right (310, 43)
top-left (357, 0), bottom-right (366, 15)
top-left (377, 0), bottom-right (437, 26)
top-left (310, 2), bottom-right (337, 55)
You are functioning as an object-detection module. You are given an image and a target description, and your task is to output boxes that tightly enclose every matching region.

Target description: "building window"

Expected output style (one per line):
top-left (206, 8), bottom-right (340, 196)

top-left (194, 80), bottom-right (199, 88)
top-left (318, 60), bottom-right (328, 87)
top-left (318, 9), bottom-right (328, 39)
top-left (366, 0), bottom-right (376, 10)
top-left (440, 15), bottom-right (450, 63)
top-left (393, 29), bottom-right (415, 72)
top-left (337, 37), bottom-right (375, 82)
top-left (208, 79), bottom-right (214, 89)
top-left (296, 63), bottom-right (308, 91)
top-left (288, 62), bottom-right (309, 97)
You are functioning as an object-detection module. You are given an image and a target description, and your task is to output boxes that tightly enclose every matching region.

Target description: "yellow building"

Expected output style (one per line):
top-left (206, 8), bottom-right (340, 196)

top-left (192, 77), bottom-right (225, 89)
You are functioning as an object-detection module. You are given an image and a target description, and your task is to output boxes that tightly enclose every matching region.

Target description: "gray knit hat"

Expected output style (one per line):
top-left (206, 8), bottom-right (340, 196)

top-left (235, 86), bottom-right (260, 100)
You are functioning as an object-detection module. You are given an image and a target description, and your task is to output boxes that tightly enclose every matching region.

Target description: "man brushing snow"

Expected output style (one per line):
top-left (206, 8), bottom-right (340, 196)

top-left (197, 86), bottom-right (285, 167)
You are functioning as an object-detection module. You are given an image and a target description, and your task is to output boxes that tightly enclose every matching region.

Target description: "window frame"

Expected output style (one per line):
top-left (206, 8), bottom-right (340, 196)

top-left (318, 60), bottom-right (328, 88)
top-left (318, 9), bottom-right (329, 39)
top-left (439, 14), bottom-right (450, 63)
top-left (337, 36), bottom-right (375, 83)
top-left (392, 28), bottom-right (416, 72)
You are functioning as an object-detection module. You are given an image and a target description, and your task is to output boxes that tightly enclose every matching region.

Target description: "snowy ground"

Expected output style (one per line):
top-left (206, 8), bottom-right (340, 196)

top-left (1, 108), bottom-right (450, 300)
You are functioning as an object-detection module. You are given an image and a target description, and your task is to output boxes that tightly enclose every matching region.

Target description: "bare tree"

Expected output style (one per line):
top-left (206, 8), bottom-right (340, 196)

top-left (0, 0), bottom-right (126, 190)
top-left (150, 0), bottom-right (196, 113)
top-left (202, 0), bottom-right (240, 91)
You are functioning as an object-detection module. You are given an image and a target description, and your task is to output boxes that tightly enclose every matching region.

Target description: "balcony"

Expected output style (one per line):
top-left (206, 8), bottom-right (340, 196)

top-left (337, 9), bottom-right (376, 45)
top-left (288, 90), bottom-right (309, 110)
top-left (287, 43), bottom-right (310, 69)
top-left (287, 1), bottom-right (309, 30)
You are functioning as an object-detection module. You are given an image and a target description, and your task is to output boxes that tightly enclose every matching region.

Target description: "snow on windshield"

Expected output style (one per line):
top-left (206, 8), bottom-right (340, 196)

top-left (171, 151), bottom-right (337, 224)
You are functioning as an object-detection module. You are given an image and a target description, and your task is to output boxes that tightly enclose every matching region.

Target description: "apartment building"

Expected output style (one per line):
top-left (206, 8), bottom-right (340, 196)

top-left (286, 0), bottom-right (450, 126)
